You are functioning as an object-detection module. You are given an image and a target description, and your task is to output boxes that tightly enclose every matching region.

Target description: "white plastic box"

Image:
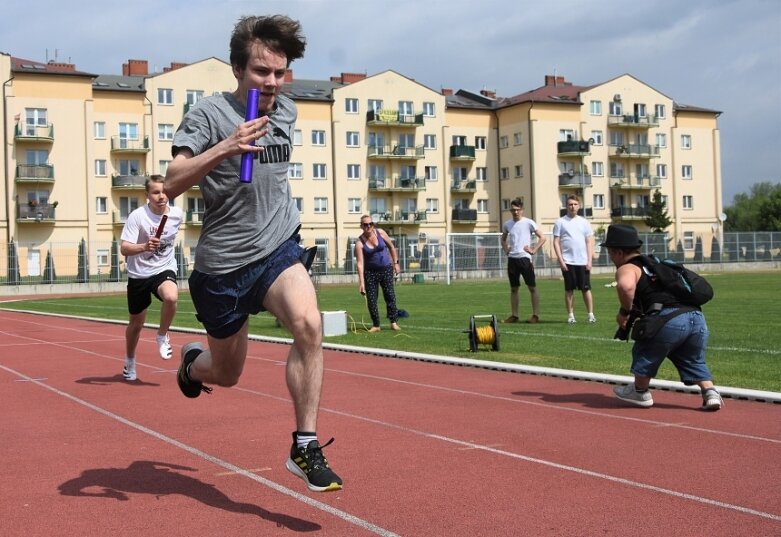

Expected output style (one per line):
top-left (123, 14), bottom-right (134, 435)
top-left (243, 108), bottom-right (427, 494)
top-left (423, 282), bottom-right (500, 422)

top-left (321, 310), bottom-right (347, 337)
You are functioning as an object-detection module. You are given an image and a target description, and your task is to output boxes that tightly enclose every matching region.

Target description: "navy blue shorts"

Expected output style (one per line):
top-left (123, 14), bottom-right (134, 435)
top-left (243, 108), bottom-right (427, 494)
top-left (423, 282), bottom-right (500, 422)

top-left (188, 238), bottom-right (304, 339)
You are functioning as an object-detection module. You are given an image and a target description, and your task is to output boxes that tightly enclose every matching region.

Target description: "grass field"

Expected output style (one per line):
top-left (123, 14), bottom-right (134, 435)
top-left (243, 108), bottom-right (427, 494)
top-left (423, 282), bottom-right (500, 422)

top-left (2, 270), bottom-right (779, 392)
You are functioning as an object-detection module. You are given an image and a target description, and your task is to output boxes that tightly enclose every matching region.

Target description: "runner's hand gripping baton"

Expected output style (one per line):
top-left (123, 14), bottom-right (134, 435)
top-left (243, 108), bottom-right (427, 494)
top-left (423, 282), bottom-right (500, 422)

top-left (239, 88), bottom-right (260, 183)
top-left (155, 214), bottom-right (168, 239)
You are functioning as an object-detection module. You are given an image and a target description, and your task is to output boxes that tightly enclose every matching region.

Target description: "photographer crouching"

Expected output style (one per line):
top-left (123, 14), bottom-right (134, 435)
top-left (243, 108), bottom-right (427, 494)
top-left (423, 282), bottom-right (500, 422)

top-left (603, 225), bottom-right (723, 411)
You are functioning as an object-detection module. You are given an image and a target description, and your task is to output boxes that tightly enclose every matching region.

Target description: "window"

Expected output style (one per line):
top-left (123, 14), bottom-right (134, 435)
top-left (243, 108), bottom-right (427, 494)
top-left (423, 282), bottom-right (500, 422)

top-left (452, 167), bottom-right (468, 181)
top-left (398, 133), bottom-right (414, 148)
top-left (634, 103), bottom-right (647, 117)
top-left (119, 123), bottom-right (138, 141)
top-left (346, 131), bottom-right (359, 147)
top-left (369, 164), bottom-right (385, 181)
top-left (656, 163), bottom-right (667, 178)
top-left (119, 196), bottom-right (139, 218)
top-left (424, 166), bottom-right (438, 181)
top-left (369, 197), bottom-right (387, 215)
top-left (476, 167), bottom-right (487, 181)
top-left (96, 249), bottom-right (109, 267)
top-left (590, 100), bottom-right (602, 115)
top-left (609, 131), bottom-right (625, 146)
top-left (499, 135), bottom-right (509, 148)
top-left (94, 121), bottom-right (106, 139)
top-left (426, 198), bottom-right (439, 213)
top-left (591, 131), bottom-right (603, 145)
top-left (477, 199), bottom-right (489, 213)
top-left (26, 149), bottom-right (47, 165)
top-left (158, 124), bottom-right (174, 141)
top-left (502, 199), bottom-right (512, 211)
top-left (656, 133), bottom-right (667, 148)
top-left (683, 195), bottom-right (693, 210)
top-left (475, 136), bottom-right (486, 150)
top-left (514, 165), bottom-right (524, 178)
top-left (312, 163), bottom-right (327, 180)
top-left (293, 129), bottom-right (303, 146)
top-left (288, 163), bottom-right (303, 179)
top-left (513, 132), bottom-right (523, 145)
top-left (500, 167), bottom-right (509, 180)
top-left (609, 101), bottom-right (622, 115)
top-left (683, 231), bottom-right (695, 250)
top-left (95, 159), bottom-right (107, 176)
top-left (186, 90), bottom-right (204, 106)
top-left (423, 102), bottom-right (435, 116)
top-left (682, 165), bottom-right (693, 179)
top-left (559, 129), bottom-right (575, 141)
top-left (592, 162), bottom-right (604, 177)
top-left (158, 160), bottom-right (170, 175)
top-left (311, 130), bottom-right (326, 146)
top-left (424, 134), bottom-right (436, 149)
top-left (681, 135), bottom-right (692, 149)
top-left (96, 197), bottom-right (108, 214)
top-left (118, 159), bottom-right (140, 176)
top-left (655, 104), bottom-right (666, 119)
top-left (24, 108), bottom-right (47, 135)
top-left (593, 194), bottom-right (605, 209)
top-left (157, 88), bottom-right (173, 105)
top-left (345, 98), bottom-right (358, 113)
top-left (187, 197), bottom-right (205, 216)
top-left (398, 101), bottom-right (413, 117)
top-left (404, 198), bottom-right (418, 213)
top-left (347, 198), bottom-right (361, 213)
top-left (610, 162), bottom-right (625, 179)
top-left (368, 99), bottom-right (383, 112)
top-left (293, 197), bottom-right (303, 212)
top-left (314, 197), bottom-right (328, 213)
top-left (661, 195), bottom-right (669, 207)
top-left (347, 164), bottom-right (361, 180)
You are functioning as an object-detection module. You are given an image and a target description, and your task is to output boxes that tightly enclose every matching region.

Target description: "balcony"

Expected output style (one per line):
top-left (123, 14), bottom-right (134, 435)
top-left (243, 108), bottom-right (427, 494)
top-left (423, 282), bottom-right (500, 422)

top-left (557, 140), bottom-right (590, 156)
top-left (15, 164), bottom-right (55, 183)
top-left (17, 202), bottom-right (56, 223)
top-left (558, 171), bottom-right (592, 188)
top-left (368, 176), bottom-right (426, 191)
top-left (112, 211), bottom-right (129, 226)
top-left (610, 144), bottom-right (660, 159)
top-left (451, 179), bottom-right (477, 193)
top-left (112, 174), bottom-right (149, 189)
top-left (14, 123), bottom-right (54, 143)
top-left (185, 210), bottom-right (204, 225)
top-left (373, 210), bottom-right (427, 225)
top-left (367, 145), bottom-right (425, 160)
top-left (610, 175), bottom-right (662, 189)
top-left (111, 136), bottom-right (150, 153)
top-left (559, 206), bottom-right (593, 218)
top-left (611, 206), bottom-right (649, 219)
top-left (452, 208), bottom-right (478, 223)
top-left (449, 145), bottom-right (476, 160)
top-left (366, 109), bottom-right (424, 127)
top-left (607, 114), bottom-right (659, 128)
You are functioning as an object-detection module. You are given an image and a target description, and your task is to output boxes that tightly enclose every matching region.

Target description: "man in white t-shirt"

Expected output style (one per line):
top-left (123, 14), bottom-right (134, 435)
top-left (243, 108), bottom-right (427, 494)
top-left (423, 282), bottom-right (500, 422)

top-left (501, 198), bottom-right (546, 323)
top-left (119, 175), bottom-right (183, 380)
top-left (553, 195), bottom-right (596, 323)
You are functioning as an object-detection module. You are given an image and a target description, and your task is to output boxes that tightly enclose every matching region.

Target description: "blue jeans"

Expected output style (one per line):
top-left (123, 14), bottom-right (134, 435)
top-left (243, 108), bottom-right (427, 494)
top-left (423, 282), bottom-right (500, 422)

top-left (631, 308), bottom-right (712, 385)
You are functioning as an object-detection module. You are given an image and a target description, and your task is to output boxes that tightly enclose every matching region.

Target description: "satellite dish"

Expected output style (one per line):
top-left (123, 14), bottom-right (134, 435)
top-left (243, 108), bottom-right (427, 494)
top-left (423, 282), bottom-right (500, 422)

top-left (719, 212), bottom-right (727, 222)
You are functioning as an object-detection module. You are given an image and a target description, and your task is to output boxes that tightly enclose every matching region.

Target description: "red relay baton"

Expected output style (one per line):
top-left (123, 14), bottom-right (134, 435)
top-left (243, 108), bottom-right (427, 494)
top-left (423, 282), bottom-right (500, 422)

top-left (155, 214), bottom-right (168, 239)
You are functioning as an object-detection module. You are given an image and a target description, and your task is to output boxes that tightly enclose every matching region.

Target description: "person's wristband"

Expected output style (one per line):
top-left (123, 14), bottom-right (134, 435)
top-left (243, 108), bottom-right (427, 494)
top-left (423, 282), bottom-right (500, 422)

top-left (618, 307), bottom-right (631, 316)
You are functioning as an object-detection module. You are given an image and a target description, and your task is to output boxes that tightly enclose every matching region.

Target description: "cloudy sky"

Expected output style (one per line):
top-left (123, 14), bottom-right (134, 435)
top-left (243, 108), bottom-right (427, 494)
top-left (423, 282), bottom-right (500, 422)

top-left (3, 0), bottom-right (779, 204)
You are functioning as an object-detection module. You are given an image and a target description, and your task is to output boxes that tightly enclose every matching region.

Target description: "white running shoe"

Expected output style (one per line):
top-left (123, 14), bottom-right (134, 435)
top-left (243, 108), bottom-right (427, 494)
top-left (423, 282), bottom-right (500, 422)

top-left (123, 359), bottom-right (137, 381)
top-left (702, 389), bottom-right (723, 411)
top-left (587, 313), bottom-right (597, 323)
top-left (613, 384), bottom-right (653, 407)
top-left (567, 315), bottom-right (576, 324)
top-left (157, 334), bottom-right (172, 360)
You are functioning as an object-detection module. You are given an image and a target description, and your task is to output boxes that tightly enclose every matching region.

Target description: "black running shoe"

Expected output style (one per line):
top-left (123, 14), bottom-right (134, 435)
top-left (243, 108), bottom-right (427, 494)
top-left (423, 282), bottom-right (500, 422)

top-left (177, 342), bottom-right (212, 398)
top-left (285, 435), bottom-right (343, 492)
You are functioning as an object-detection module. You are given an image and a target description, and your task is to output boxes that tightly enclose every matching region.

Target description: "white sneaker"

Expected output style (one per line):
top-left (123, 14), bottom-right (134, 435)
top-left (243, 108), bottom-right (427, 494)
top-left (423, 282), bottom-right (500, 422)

top-left (567, 315), bottom-right (576, 324)
top-left (613, 384), bottom-right (653, 407)
top-left (702, 389), bottom-right (723, 411)
top-left (123, 359), bottom-right (137, 381)
top-left (587, 313), bottom-right (597, 323)
top-left (157, 334), bottom-right (172, 360)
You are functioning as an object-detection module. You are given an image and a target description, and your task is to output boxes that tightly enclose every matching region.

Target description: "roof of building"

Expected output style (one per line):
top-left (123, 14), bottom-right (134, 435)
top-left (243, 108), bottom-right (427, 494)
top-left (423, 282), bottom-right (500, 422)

top-left (283, 78), bottom-right (343, 101)
top-left (92, 74), bottom-right (146, 92)
top-left (10, 56), bottom-right (95, 77)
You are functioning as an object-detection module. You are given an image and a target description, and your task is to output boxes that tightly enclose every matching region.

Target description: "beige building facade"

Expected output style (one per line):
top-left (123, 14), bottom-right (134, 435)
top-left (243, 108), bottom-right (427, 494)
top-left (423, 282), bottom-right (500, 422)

top-left (1, 52), bottom-right (722, 277)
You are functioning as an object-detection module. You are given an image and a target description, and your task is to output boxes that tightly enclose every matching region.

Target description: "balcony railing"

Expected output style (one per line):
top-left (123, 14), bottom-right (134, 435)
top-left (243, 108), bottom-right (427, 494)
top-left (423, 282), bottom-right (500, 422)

top-left (14, 123), bottom-right (54, 142)
top-left (610, 144), bottom-right (660, 158)
top-left (452, 208), bottom-right (478, 222)
top-left (368, 176), bottom-right (426, 191)
top-left (607, 114), bottom-right (659, 128)
top-left (366, 109), bottom-right (424, 127)
top-left (110, 136), bottom-right (151, 153)
top-left (15, 164), bottom-right (55, 183)
top-left (611, 206), bottom-right (649, 219)
top-left (449, 145), bottom-right (476, 160)
top-left (451, 179), bottom-right (477, 192)
top-left (112, 174), bottom-right (149, 189)
top-left (17, 203), bottom-right (56, 222)
top-left (610, 176), bottom-right (662, 189)
top-left (367, 145), bottom-right (425, 160)
top-left (558, 172), bottom-right (592, 188)
top-left (557, 140), bottom-right (591, 156)
top-left (559, 206), bottom-right (593, 218)
top-left (186, 210), bottom-right (204, 225)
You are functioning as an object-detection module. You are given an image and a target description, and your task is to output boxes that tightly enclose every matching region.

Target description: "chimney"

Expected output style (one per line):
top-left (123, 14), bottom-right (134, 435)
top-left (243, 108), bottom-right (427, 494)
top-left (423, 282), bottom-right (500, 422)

top-left (480, 88), bottom-right (496, 99)
top-left (123, 59), bottom-right (148, 76)
top-left (544, 75), bottom-right (567, 87)
top-left (285, 69), bottom-right (294, 83)
top-left (47, 62), bottom-right (76, 72)
top-left (330, 72), bottom-right (367, 84)
top-left (441, 88), bottom-right (453, 96)
top-left (163, 62), bottom-right (188, 72)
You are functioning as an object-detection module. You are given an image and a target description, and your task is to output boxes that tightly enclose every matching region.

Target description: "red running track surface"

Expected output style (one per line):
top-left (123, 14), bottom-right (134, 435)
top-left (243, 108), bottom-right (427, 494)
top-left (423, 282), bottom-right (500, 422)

top-left (0, 310), bottom-right (779, 536)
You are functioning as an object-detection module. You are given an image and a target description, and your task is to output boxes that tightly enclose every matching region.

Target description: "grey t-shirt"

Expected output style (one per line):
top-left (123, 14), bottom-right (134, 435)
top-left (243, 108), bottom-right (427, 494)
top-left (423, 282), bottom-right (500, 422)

top-left (172, 92), bottom-right (300, 274)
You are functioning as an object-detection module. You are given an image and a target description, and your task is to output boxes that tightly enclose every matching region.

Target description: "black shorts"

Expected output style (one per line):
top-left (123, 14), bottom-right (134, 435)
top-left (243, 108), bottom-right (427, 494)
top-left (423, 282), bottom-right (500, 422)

top-left (507, 257), bottom-right (536, 288)
top-left (561, 264), bottom-right (591, 292)
top-left (126, 270), bottom-right (177, 315)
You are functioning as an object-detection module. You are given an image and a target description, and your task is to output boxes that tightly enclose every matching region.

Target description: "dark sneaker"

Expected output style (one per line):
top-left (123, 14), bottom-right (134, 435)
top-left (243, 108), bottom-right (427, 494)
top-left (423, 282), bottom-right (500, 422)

top-left (285, 436), bottom-right (343, 492)
top-left (503, 315), bottom-right (519, 324)
top-left (177, 342), bottom-right (212, 398)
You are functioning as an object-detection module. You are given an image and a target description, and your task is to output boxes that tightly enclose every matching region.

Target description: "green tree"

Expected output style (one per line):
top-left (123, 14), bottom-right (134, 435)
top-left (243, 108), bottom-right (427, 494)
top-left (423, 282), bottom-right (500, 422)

top-left (724, 182), bottom-right (781, 231)
top-left (644, 190), bottom-right (673, 232)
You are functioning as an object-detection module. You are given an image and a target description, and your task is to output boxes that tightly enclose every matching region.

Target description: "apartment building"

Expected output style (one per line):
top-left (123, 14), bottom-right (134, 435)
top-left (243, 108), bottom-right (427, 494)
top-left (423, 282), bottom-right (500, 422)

top-left (1, 52), bottom-right (722, 277)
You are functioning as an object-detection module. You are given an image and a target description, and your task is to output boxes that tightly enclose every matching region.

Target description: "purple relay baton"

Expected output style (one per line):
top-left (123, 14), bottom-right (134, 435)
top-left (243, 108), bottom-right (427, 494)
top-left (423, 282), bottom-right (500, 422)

top-left (239, 88), bottom-right (260, 183)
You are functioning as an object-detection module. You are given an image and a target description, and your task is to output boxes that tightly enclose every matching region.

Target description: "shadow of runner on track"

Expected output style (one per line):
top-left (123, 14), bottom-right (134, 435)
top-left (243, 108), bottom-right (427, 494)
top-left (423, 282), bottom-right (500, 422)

top-left (58, 460), bottom-right (320, 532)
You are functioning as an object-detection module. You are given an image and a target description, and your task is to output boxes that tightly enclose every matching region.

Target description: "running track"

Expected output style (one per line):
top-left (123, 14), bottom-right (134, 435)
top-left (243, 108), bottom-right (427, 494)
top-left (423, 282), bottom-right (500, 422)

top-left (1, 310), bottom-right (779, 536)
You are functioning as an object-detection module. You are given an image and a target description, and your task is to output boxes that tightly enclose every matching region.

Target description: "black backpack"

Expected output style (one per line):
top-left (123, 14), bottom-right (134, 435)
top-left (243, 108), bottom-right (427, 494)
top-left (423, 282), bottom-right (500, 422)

top-left (639, 255), bottom-right (714, 308)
